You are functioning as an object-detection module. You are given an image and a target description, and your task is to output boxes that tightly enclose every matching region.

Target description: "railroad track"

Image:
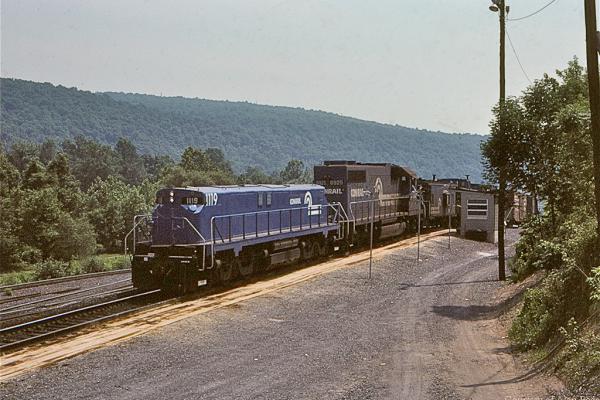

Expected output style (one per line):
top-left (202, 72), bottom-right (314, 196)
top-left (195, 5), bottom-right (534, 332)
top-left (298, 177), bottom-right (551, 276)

top-left (0, 289), bottom-right (163, 352)
top-left (0, 278), bottom-right (133, 318)
top-left (0, 268), bottom-right (132, 293)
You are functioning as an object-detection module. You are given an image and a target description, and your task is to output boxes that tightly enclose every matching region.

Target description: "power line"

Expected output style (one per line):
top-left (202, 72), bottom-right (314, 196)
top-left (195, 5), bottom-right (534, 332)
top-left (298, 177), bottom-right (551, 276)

top-left (507, 0), bottom-right (559, 21)
top-left (506, 29), bottom-right (533, 84)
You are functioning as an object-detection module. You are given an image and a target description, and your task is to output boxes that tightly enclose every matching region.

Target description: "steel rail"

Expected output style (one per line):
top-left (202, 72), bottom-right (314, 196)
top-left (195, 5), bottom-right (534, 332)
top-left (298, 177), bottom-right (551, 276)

top-left (0, 289), bottom-right (162, 351)
top-left (0, 285), bottom-right (137, 324)
top-left (0, 269), bottom-right (131, 292)
top-left (0, 278), bottom-right (132, 314)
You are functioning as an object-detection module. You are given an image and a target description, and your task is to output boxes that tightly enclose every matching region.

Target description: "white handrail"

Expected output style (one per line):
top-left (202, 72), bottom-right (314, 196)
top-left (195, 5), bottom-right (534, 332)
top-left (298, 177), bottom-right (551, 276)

top-left (349, 195), bottom-right (412, 223)
top-left (209, 203), bottom-right (347, 269)
top-left (124, 214), bottom-right (152, 256)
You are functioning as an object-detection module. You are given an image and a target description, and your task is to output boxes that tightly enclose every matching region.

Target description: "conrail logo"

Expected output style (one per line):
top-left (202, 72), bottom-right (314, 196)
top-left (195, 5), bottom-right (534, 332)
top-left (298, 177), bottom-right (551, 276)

top-left (304, 191), bottom-right (321, 216)
top-left (374, 177), bottom-right (383, 196)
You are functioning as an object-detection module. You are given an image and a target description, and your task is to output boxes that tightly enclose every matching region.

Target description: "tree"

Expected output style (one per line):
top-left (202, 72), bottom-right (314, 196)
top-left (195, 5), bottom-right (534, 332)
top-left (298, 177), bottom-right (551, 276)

top-left (115, 137), bottom-right (146, 185)
top-left (0, 151), bottom-right (26, 271)
top-left (279, 159), bottom-right (311, 183)
top-left (62, 135), bottom-right (119, 189)
top-left (180, 147), bottom-right (208, 170)
top-left (142, 154), bottom-right (173, 180)
top-left (0, 150), bottom-right (20, 192)
top-left (161, 146), bottom-right (236, 187)
top-left (205, 148), bottom-right (233, 174)
top-left (237, 166), bottom-right (273, 184)
top-left (8, 141), bottom-right (41, 171)
top-left (482, 59), bottom-right (591, 229)
top-left (18, 187), bottom-right (63, 259)
top-left (39, 140), bottom-right (57, 164)
top-left (22, 159), bottom-right (53, 190)
top-left (47, 153), bottom-right (88, 215)
top-left (86, 176), bottom-right (150, 251)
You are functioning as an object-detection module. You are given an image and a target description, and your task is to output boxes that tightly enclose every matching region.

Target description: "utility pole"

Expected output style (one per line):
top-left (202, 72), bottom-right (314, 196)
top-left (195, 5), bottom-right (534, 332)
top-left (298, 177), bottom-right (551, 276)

top-left (584, 0), bottom-right (600, 252)
top-left (369, 200), bottom-right (374, 279)
top-left (490, 0), bottom-right (508, 280)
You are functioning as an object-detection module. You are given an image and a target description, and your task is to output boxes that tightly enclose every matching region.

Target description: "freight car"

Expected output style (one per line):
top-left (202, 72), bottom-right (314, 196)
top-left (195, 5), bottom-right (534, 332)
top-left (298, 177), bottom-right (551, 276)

top-left (130, 185), bottom-right (346, 294)
top-left (506, 192), bottom-right (534, 226)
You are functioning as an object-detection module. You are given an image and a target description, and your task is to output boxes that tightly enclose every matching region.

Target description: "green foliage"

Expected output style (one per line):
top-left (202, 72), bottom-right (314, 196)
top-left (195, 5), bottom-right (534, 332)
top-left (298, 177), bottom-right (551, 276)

top-left (115, 137), bottom-right (147, 185)
top-left (509, 264), bottom-right (591, 351)
top-left (142, 154), bottom-right (173, 181)
top-left (556, 319), bottom-right (600, 388)
top-left (484, 59), bottom-right (600, 389)
top-left (33, 259), bottom-right (74, 280)
top-left (6, 141), bottom-right (42, 171)
top-left (81, 257), bottom-right (105, 273)
top-left (23, 159), bottom-right (53, 190)
top-left (278, 159), bottom-right (312, 184)
top-left (0, 137), bottom-right (294, 277)
top-left (51, 216), bottom-right (97, 261)
top-left (0, 77), bottom-right (485, 181)
top-left (62, 135), bottom-right (120, 189)
top-left (482, 59), bottom-right (592, 231)
top-left (510, 210), bottom-right (597, 351)
top-left (86, 176), bottom-right (150, 251)
top-left (0, 270), bottom-right (37, 286)
top-left (237, 166), bottom-right (275, 184)
top-left (160, 146), bottom-right (236, 187)
top-left (588, 267), bottom-right (600, 303)
top-left (487, 58), bottom-right (596, 275)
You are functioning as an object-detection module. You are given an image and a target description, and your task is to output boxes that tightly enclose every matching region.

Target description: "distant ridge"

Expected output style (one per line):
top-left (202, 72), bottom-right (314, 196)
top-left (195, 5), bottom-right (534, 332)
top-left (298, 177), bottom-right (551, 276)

top-left (0, 78), bottom-right (486, 181)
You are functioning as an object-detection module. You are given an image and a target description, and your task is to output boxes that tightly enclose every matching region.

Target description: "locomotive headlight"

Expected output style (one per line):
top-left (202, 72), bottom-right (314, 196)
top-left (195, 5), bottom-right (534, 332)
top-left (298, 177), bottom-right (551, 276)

top-left (169, 191), bottom-right (174, 203)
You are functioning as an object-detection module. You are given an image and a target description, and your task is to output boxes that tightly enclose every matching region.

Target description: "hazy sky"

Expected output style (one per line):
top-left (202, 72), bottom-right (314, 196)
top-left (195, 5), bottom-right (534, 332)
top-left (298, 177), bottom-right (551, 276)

top-left (1, 0), bottom-right (589, 134)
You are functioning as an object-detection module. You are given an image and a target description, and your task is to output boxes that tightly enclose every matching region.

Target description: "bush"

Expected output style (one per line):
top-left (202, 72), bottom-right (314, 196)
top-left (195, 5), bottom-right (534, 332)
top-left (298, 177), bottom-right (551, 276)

top-left (510, 216), bottom-right (564, 281)
top-left (105, 255), bottom-right (131, 270)
top-left (81, 257), bottom-right (106, 273)
top-left (510, 272), bottom-right (562, 350)
top-left (51, 216), bottom-right (97, 261)
top-left (556, 318), bottom-right (600, 389)
top-left (33, 259), bottom-right (74, 280)
top-left (511, 263), bottom-right (592, 351)
top-left (0, 270), bottom-right (37, 286)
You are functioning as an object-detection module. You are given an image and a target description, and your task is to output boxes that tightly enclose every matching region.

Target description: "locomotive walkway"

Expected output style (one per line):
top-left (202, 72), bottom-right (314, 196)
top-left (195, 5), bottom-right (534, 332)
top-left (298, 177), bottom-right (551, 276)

top-left (1, 230), bottom-right (561, 399)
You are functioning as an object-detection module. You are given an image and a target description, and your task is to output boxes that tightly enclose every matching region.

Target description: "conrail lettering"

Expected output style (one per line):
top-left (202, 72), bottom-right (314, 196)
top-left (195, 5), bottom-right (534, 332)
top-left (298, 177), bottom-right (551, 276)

top-left (325, 188), bottom-right (343, 195)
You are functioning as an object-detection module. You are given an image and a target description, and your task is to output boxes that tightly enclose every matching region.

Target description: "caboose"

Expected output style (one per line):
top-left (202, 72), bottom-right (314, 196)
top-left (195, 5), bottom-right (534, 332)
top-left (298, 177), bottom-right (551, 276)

top-left (314, 161), bottom-right (420, 245)
top-left (419, 176), bottom-right (460, 227)
top-left (130, 184), bottom-right (345, 293)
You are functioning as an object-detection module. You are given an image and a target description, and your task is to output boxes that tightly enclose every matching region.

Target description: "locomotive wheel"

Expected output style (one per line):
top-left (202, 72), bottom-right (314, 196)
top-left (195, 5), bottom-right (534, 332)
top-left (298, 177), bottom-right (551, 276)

top-left (310, 242), bottom-right (323, 260)
top-left (238, 256), bottom-right (254, 277)
top-left (219, 260), bottom-right (234, 282)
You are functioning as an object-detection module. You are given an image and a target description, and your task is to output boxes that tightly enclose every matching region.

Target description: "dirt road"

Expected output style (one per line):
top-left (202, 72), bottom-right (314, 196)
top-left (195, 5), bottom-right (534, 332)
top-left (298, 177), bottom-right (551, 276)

top-left (1, 230), bottom-right (560, 399)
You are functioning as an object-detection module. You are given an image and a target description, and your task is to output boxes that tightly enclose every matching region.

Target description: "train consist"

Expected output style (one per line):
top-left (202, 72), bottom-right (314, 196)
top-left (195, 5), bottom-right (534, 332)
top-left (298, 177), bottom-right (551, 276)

top-left (130, 161), bottom-right (461, 294)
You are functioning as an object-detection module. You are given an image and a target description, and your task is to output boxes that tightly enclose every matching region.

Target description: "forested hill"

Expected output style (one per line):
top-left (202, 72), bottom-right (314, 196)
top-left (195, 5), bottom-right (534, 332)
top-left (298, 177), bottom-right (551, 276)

top-left (1, 78), bottom-right (486, 180)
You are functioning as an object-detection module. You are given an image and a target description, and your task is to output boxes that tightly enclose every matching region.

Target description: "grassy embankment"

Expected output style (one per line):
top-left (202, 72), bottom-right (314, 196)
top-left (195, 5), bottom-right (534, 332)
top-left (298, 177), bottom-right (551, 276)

top-left (0, 253), bottom-right (131, 286)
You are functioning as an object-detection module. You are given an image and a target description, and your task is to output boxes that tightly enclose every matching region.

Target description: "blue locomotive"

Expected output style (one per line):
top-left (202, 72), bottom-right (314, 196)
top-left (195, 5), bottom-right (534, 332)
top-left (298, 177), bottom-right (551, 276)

top-left (131, 184), bottom-right (345, 293)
